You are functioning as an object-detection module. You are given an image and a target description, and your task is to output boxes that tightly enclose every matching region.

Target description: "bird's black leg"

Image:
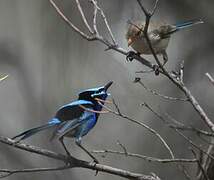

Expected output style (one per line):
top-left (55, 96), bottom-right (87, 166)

top-left (126, 51), bottom-right (141, 61)
top-left (75, 140), bottom-right (99, 164)
top-left (59, 136), bottom-right (71, 157)
top-left (162, 50), bottom-right (168, 66)
top-left (153, 64), bottom-right (160, 76)
top-left (76, 140), bottom-right (99, 176)
top-left (152, 51), bottom-right (168, 76)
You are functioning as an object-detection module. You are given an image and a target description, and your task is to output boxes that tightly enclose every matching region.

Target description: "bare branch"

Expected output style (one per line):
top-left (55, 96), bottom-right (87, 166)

top-left (49, 0), bottom-right (95, 40)
top-left (134, 77), bottom-right (188, 101)
top-left (181, 85), bottom-right (214, 132)
top-left (142, 104), bottom-right (214, 161)
top-left (179, 60), bottom-right (184, 82)
top-left (150, 0), bottom-right (159, 16)
top-left (190, 149), bottom-right (210, 180)
top-left (176, 128), bottom-right (214, 161)
top-left (163, 113), bottom-right (214, 137)
top-left (135, 69), bottom-right (154, 74)
top-left (199, 139), bottom-right (214, 180)
top-left (0, 136), bottom-right (161, 180)
top-left (98, 100), bottom-right (175, 159)
top-left (0, 74), bottom-right (9, 82)
top-left (136, 0), bottom-right (149, 17)
top-left (178, 165), bottom-right (194, 180)
top-left (91, 0), bottom-right (99, 35)
top-left (90, 0), bottom-right (117, 45)
top-left (116, 140), bottom-right (128, 156)
top-left (75, 0), bottom-right (93, 34)
top-left (0, 166), bottom-right (70, 179)
top-left (92, 149), bottom-right (197, 164)
top-left (206, 73), bottom-right (214, 86)
top-left (136, 0), bottom-right (165, 74)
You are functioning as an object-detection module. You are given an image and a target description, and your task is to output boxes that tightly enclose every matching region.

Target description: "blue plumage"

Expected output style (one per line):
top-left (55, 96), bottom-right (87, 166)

top-left (12, 81), bottom-right (113, 163)
top-left (174, 19), bottom-right (203, 30)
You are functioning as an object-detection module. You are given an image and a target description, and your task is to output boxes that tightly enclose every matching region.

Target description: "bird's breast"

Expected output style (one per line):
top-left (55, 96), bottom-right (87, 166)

top-left (131, 35), bottom-right (170, 54)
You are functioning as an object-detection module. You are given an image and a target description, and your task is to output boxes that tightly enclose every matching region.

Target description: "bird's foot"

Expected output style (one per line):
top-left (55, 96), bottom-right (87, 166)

top-left (126, 51), bottom-right (140, 61)
top-left (91, 159), bottom-right (99, 176)
top-left (92, 157), bottom-right (99, 164)
top-left (64, 152), bottom-right (73, 165)
top-left (153, 65), bottom-right (160, 76)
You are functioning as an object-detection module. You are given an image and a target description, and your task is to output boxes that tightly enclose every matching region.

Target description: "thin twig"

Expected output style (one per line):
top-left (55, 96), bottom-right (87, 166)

top-left (198, 138), bottom-right (214, 180)
top-left (144, 102), bottom-right (214, 137)
top-left (143, 103), bottom-right (214, 161)
top-left (0, 74), bottom-right (9, 82)
top-left (176, 129), bottom-right (214, 161)
top-left (0, 136), bottom-right (161, 180)
top-left (163, 112), bottom-right (214, 137)
top-left (90, 0), bottom-right (117, 45)
top-left (136, 0), bottom-right (149, 17)
top-left (168, 124), bottom-right (214, 137)
top-left (136, 0), bottom-right (165, 73)
top-left (49, 0), bottom-right (95, 40)
top-left (206, 73), bottom-right (214, 86)
top-left (150, 0), bottom-right (159, 16)
top-left (0, 166), bottom-right (70, 178)
top-left (135, 70), bottom-right (154, 74)
top-left (178, 165), bottom-right (193, 180)
top-left (134, 78), bottom-right (188, 101)
top-left (190, 149), bottom-right (210, 180)
top-left (98, 100), bottom-right (175, 159)
top-left (116, 140), bottom-right (128, 156)
top-left (91, 0), bottom-right (99, 35)
top-left (75, 0), bottom-right (93, 34)
top-left (92, 149), bottom-right (197, 163)
top-left (179, 60), bottom-right (184, 83)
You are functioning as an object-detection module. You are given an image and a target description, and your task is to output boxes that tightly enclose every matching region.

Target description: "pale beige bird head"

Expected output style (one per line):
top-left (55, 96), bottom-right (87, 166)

top-left (126, 21), bottom-right (144, 47)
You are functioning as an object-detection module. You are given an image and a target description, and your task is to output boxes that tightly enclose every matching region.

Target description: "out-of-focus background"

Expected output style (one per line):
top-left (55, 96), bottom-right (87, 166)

top-left (0, 0), bottom-right (213, 179)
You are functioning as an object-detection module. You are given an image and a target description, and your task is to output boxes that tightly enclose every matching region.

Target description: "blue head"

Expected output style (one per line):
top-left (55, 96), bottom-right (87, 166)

top-left (78, 81), bottom-right (113, 112)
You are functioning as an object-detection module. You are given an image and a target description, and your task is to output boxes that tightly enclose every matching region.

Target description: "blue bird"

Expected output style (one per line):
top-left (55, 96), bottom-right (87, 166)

top-left (12, 81), bottom-right (113, 163)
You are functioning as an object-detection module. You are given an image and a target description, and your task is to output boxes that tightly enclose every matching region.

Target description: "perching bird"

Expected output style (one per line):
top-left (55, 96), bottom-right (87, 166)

top-left (126, 19), bottom-right (203, 65)
top-left (12, 81), bottom-right (113, 163)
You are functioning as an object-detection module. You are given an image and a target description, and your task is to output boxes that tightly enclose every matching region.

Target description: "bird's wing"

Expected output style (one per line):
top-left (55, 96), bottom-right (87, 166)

top-left (50, 100), bottom-right (94, 140)
top-left (157, 24), bottom-right (177, 38)
top-left (54, 100), bottom-right (94, 122)
top-left (148, 30), bottom-right (162, 42)
top-left (51, 111), bottom-right (95, 140)
top-left (50, 119), bottom-right (81, 140)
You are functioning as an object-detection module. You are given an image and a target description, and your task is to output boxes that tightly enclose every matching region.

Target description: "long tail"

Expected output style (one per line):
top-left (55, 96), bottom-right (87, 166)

top-left (12, 118), bottom-right (61, 142)
top-left (174, 19), bottom-right (203, 30)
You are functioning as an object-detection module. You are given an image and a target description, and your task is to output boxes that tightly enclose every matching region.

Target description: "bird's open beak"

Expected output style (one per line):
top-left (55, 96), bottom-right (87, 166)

top-left (128, 38), bottom-right (133, 47)
top-left (104, 81), bottom-right (113, 91)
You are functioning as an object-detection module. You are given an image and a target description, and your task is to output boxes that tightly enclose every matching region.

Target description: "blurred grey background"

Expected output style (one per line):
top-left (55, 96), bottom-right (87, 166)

top-left (0, 0), bottom-right (213, 180)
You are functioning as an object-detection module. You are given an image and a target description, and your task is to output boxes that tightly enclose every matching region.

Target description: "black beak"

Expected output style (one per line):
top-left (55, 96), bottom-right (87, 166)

top-left (104, 81), bottom-right (113, 91)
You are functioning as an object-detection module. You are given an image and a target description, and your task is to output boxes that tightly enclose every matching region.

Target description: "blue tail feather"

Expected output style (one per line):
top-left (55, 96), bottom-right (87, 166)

top-left (174, 19), bottom-right (203, 30)
top-left (12, 118), bottom-right (61, 141)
